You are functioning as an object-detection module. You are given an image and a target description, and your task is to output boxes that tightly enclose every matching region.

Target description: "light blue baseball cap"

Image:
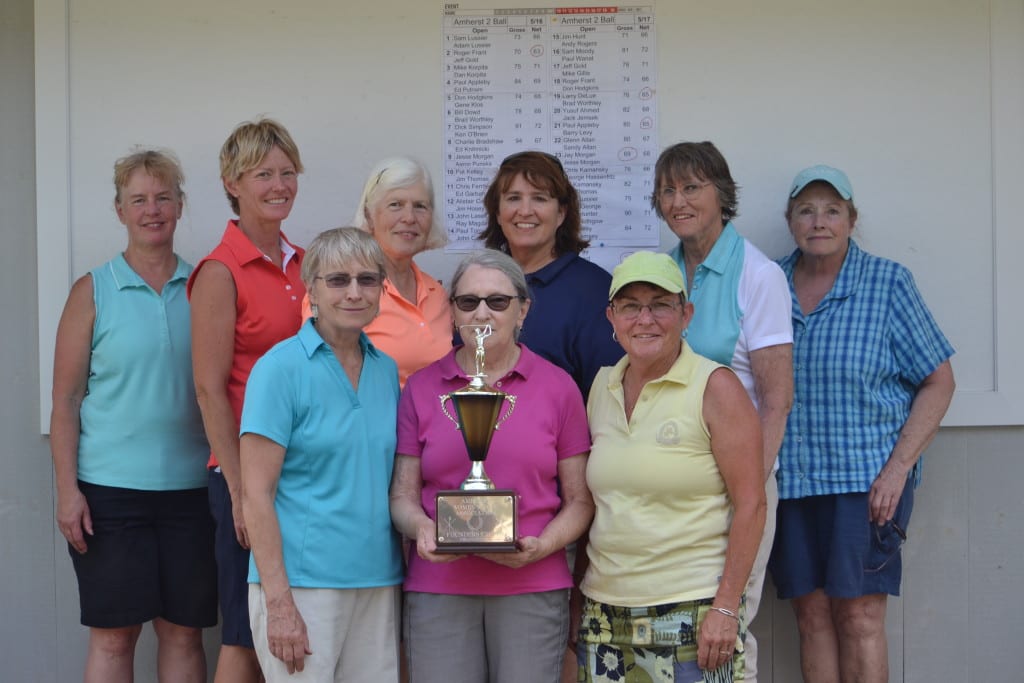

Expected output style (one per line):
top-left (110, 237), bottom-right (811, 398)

top-left (789, 165), bottom-right (854, 200)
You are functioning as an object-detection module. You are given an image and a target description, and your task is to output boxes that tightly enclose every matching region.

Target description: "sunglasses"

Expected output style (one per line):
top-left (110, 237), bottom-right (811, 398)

top-left (450, 294), bottom-right (523, 312)
top-left (315, 272), bottom-right (384, 289)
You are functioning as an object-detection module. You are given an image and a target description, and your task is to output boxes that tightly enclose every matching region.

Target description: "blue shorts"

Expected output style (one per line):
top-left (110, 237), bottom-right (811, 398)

top-left (769, 475), bottom-right (914, 600)
top-left (70, 481), bottom-right (217, 629)
top-left (209, 469), bottom-right (255, 648)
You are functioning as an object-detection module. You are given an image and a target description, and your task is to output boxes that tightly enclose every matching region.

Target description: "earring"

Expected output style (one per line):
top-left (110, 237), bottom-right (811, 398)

top-left (612, 330), bottom-right (618, 342)
top-left (310, 303), bottom-right (319, 321)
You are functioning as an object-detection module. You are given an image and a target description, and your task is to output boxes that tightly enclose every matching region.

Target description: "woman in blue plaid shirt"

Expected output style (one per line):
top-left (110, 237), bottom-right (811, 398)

top-left (769, 165), bottom-right (955, 683)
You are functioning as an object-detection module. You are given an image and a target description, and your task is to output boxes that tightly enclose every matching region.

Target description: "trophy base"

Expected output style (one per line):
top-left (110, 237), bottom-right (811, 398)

top-left (435, 489), bottom-right (518, 553)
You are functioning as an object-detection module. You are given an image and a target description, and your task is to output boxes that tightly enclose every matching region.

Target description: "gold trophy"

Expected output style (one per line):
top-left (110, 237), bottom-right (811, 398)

top-left (435, 325), bottom-right (518, 553)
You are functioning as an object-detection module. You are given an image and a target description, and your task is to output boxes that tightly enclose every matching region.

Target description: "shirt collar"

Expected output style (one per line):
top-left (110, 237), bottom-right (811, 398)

top-left (780, 238), bottom-right (862, 304)
top-left (525, 252), bottom-right (577, 285)
top-left (280, 237), bottom-right (298, 270)
top-left (297, 318), bottom-right (380, 360)
top-left (828, 238), bottom-right (864, 301)
top-left (222, 219), bottom-right (299, 268)
top-left (604, 341), bottom-right (699, 390)
top-left (438, 344), bottom-right (533, 382)
top-left (382, 261), bottom-right (441, 306)
top-left (669, 222), bottom-right (740, 275)
top-left (109, 252), bottom-right (190, 290)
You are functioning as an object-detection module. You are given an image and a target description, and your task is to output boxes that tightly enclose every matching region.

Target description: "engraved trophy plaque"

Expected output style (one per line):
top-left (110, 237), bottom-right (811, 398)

top-left (435, 325), bottom-right (518, 553)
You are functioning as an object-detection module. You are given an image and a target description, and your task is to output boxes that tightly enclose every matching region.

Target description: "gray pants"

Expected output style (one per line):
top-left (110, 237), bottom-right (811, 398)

top-left (404, 590), bottom-right (569, 683)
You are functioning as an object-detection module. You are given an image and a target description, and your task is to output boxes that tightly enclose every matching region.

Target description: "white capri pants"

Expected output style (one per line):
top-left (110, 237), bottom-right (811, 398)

top-left (249, 583), bottom-right (400, 683)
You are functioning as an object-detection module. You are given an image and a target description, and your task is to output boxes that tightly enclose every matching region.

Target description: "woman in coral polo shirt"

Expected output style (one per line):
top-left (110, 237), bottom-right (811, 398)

top-left (303, 156), bottom-right (451, 386)
top-left (189, 117), bottom-right (306, 683)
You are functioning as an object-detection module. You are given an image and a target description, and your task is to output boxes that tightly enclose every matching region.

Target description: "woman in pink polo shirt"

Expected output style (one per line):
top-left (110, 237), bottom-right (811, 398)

top-left (389, 249), bottom-right (594, 683)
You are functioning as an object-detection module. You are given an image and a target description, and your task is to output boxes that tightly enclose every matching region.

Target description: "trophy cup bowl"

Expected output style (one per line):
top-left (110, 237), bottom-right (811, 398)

top-left (435, 325), bottom-right (518, 553)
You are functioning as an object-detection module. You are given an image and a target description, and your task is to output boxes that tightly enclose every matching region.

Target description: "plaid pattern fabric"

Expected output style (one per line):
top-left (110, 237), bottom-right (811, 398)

top-left (776, 240), bottom-right (954, 499)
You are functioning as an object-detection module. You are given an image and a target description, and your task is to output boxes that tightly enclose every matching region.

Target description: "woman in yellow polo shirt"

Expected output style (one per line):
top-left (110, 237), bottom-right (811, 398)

top-left (576, 251), bottom-right (766, 683)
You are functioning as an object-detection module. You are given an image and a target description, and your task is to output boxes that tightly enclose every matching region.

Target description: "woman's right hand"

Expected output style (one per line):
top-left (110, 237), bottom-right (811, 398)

top-left (57, 487), bottom-right (93, 554)
top-left (416, 520), bottom-right (462, 564)
top-left (266, 590), bottom-right (312, 674)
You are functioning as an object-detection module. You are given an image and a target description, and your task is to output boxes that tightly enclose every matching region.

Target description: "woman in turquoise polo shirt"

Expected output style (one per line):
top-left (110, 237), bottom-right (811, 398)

top-left (50, 149), bottom-right (216, 682)
top-left (241, 228), bottom-right (404, 682)
top-left (651, 141), bottom-right (793, 683)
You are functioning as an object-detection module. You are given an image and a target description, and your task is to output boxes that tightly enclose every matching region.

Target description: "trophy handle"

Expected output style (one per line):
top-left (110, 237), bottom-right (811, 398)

top-left (439, 394), bottom-right (461, 429)
top-left (493, 395), bottom-right (516, 431)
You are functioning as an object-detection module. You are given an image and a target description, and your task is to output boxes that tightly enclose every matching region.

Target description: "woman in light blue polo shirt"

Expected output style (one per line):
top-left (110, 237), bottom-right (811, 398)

top-left (240, 227), bottom-right (403, 682)
top-left (652, 141), bottom-right (793, 683)
top-left (50, 149), bottom-right (216, 681)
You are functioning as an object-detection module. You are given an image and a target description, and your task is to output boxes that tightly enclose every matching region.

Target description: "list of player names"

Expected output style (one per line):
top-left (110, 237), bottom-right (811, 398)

top-left (443, 5), bottom-right (659, 260)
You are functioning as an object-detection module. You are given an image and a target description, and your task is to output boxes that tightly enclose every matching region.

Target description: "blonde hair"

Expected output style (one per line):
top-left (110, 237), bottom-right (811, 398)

top-left (113, 148), bottom-right (185, 205)
top-left (219, 118), bottom-right (303, 214)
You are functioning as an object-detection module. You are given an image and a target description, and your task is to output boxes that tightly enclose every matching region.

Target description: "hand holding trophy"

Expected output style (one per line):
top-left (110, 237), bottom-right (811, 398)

top-left (435, 324), bottom-right (518, 553)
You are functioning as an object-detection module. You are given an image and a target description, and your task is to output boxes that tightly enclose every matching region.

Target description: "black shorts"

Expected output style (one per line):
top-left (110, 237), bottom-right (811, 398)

top-left (69, 481), bottom-right (217, 629)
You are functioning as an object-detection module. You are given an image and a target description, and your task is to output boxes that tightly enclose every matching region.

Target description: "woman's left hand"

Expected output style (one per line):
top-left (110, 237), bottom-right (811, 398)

top-left (476, 535), bottom-right (550, 568)
top-left (697, 609), bottom-right (738, 672)
top-left (868, 462), bottom-right (909, 525)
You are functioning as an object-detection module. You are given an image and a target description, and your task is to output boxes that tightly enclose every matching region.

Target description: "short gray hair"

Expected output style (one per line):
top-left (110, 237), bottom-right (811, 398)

top-left (449, 249), bottom-right (529, 301)
top-left (353, 156), bottom-right (447, 249)
top-left (301, 227), bottom-right (385, 288)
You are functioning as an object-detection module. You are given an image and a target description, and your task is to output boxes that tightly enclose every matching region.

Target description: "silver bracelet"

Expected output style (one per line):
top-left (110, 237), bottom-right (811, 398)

top-left (709, 606), bottom-right (739, 620)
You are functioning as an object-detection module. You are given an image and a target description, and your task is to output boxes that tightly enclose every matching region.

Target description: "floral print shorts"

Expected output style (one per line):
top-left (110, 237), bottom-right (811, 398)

top-left (576, 596), bottom-right (745, 683)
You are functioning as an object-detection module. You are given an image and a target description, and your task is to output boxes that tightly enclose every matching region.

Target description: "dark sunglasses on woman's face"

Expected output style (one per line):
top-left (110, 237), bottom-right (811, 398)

top-left (315, 272), bottom-right (384, 289)
top-left (450, 294), bottom-right (522, 312)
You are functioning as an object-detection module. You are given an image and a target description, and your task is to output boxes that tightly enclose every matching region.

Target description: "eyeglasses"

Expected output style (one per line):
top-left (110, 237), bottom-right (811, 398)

top-left (610, 300), bottom-right (682, 320)
top-left (451, 294), bottom-right (523, 312)
top-left (876, 520), bottom-right (907, 545)
top-left (659, 181), bottom-right (711, 201)
top-left (315, 272), bottom-right (384, 289)
top-left (867, 520), bottom-right (907, 573)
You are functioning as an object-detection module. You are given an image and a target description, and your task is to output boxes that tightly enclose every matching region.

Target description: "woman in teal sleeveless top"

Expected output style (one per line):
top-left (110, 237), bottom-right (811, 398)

top-left (49, 149), bottom-right (216, 682)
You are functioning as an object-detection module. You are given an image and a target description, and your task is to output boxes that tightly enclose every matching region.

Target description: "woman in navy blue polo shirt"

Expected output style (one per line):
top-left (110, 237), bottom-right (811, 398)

top-left (479, 151), bottom-right (622, 399)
